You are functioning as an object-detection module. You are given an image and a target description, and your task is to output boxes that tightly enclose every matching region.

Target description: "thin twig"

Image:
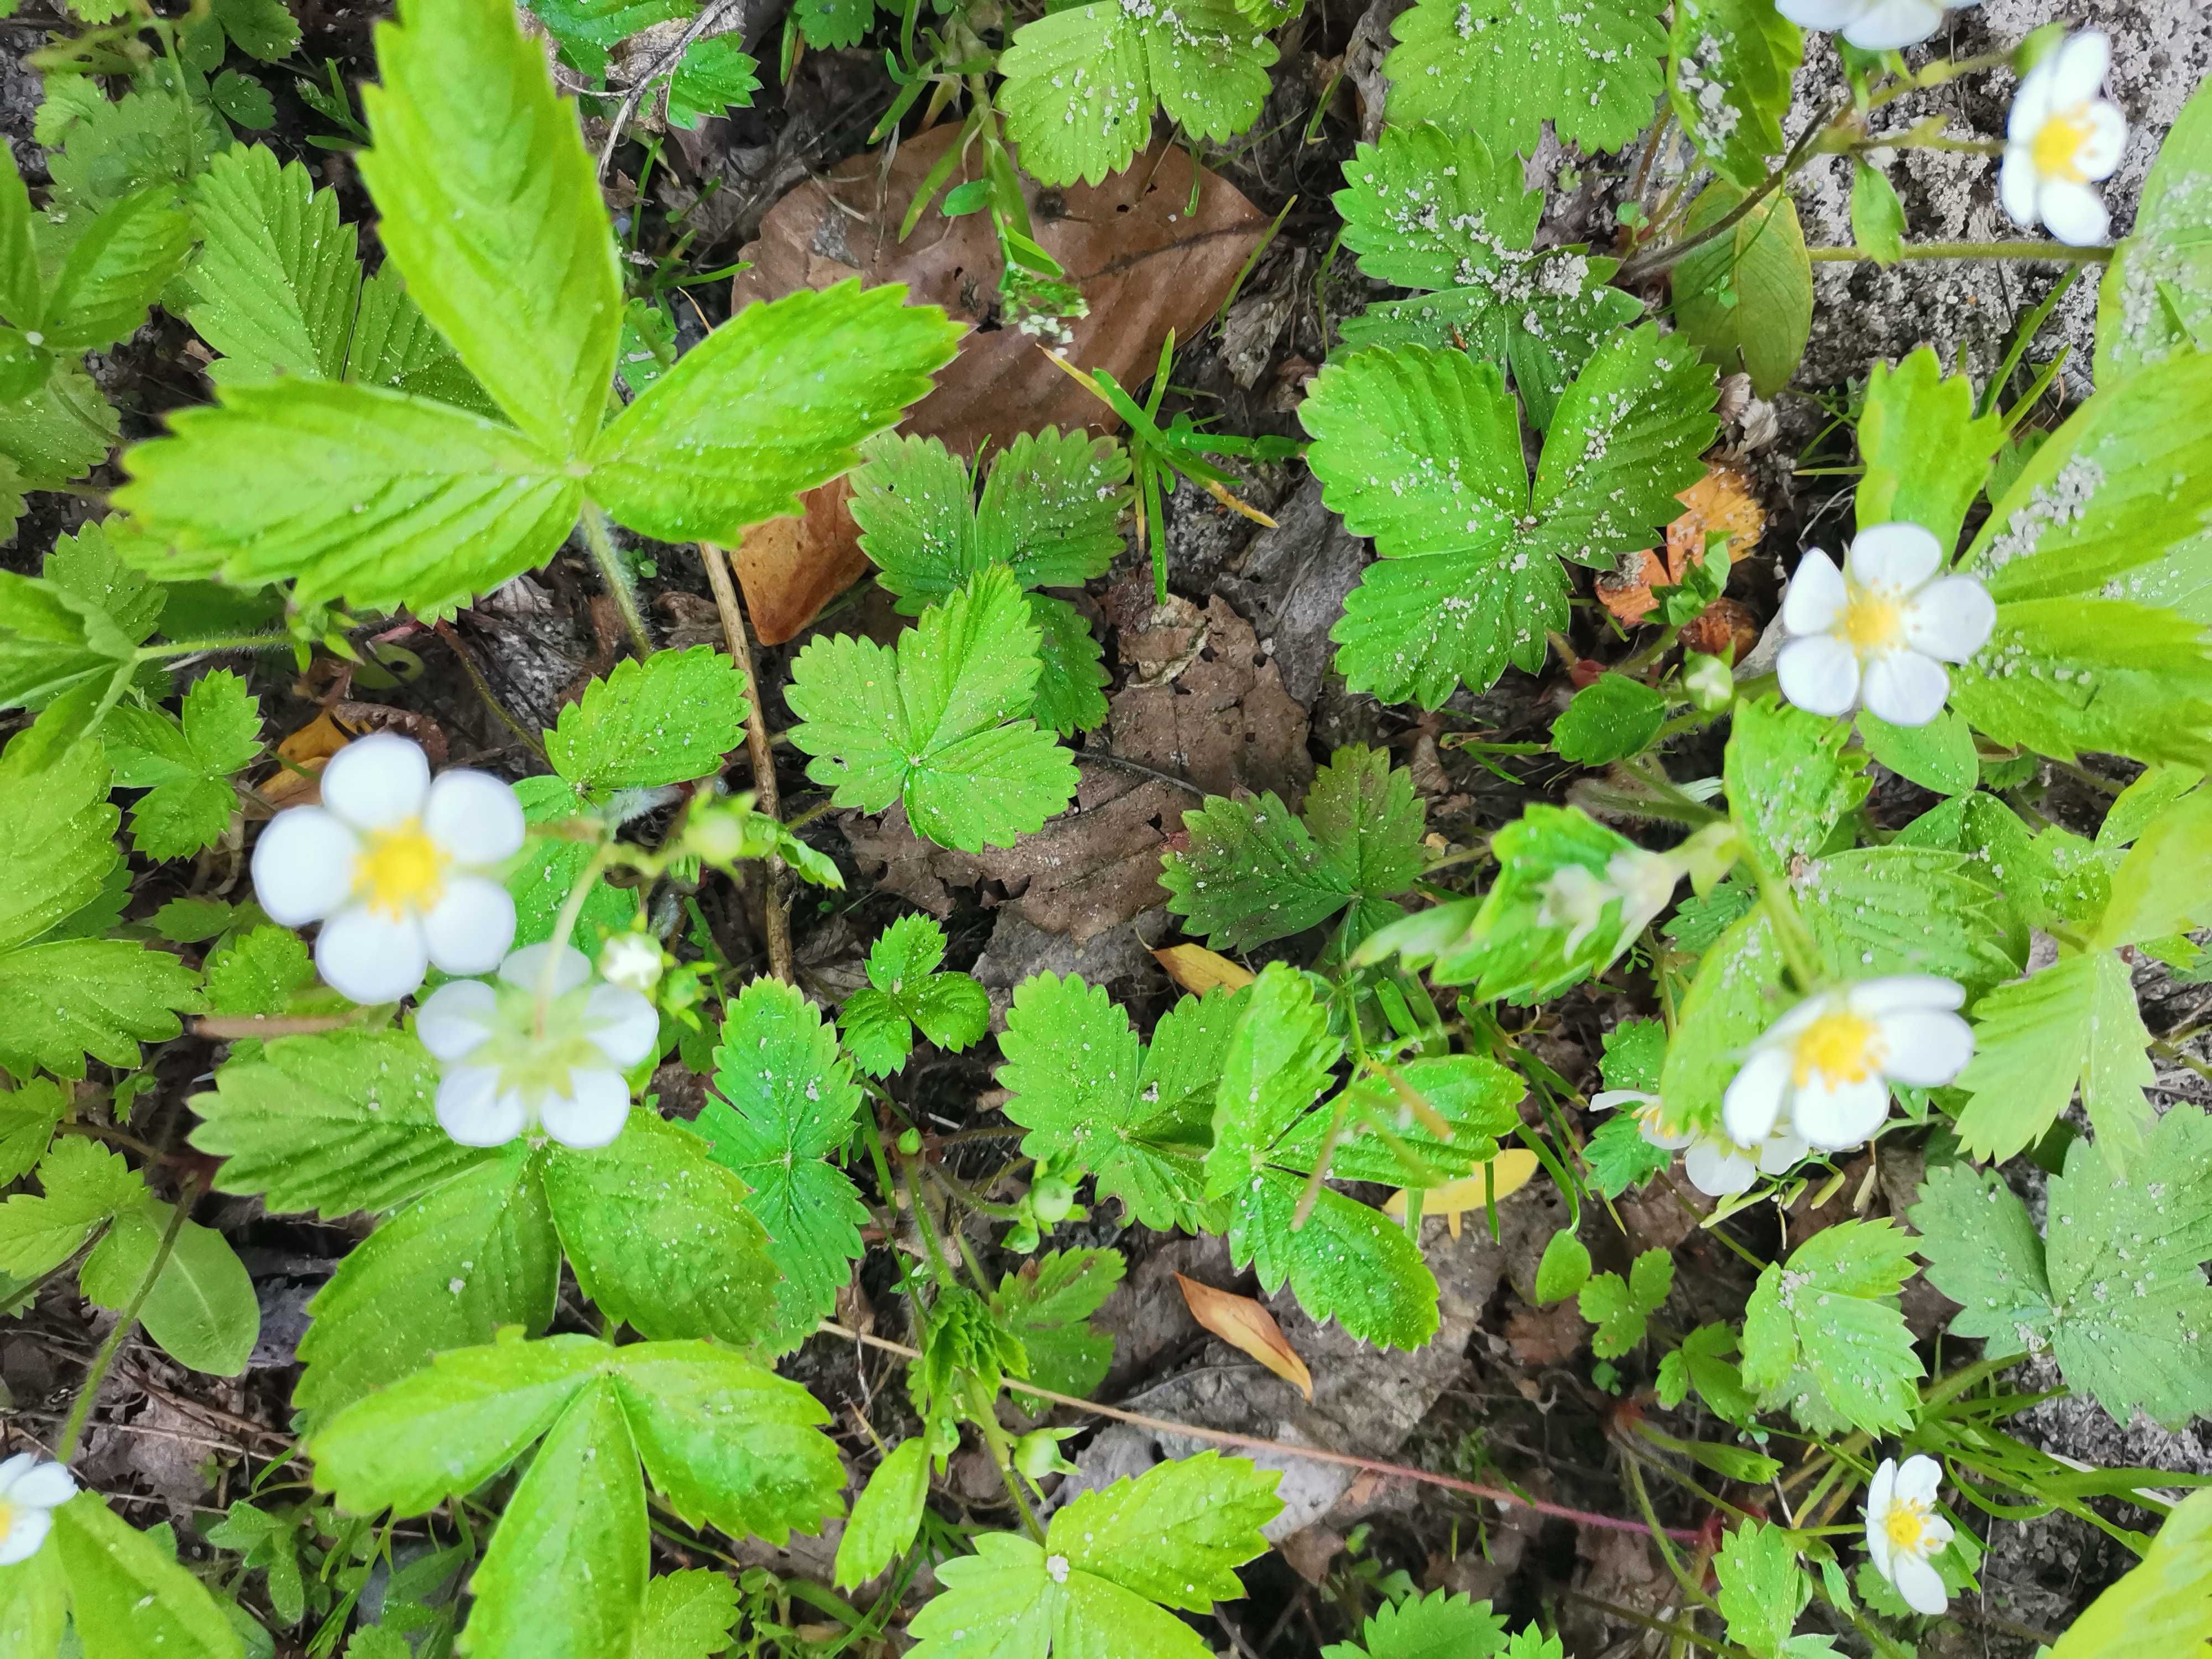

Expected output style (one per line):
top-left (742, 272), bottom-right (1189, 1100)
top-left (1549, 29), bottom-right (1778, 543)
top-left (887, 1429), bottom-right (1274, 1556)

top-left (1617, 96), bottom-right (1846, 285)
top-left (815, 1320), bottom-right (1703, 1540)
top-left (593, 0), bottom-right (747, 179)
top-left (1074, 749), bottom-right (1208, 797)
top-left (700, 540), bottom-right (793, 980)
top-left (59, 1174), bottom-right (207, 1462)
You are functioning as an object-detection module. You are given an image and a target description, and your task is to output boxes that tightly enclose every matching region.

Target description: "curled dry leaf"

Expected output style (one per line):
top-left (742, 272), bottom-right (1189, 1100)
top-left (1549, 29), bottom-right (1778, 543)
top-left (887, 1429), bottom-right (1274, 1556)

top-left (1383, 1150), bottom-right (1543, 1241)
top-left (1174, 1272), bottom-right (1314, 1400)
top-left (1152, 943), bottom-right (1255, 995)
top-left (257, 705), bottom-right (448, 812)
top-left (727, 124), bottom-right (1269, 642)
top-left (1596, 462), bottom-right (1767, 625)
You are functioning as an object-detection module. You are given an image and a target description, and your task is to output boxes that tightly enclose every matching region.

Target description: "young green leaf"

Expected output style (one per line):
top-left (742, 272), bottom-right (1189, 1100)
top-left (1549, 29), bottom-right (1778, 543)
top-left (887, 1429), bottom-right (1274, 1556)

top-left (1855, 347), bottom-right (2002, 552)
top-left (838, 914), bottom-right (989, 1077)
top-left (1553, 674), bottom-right (1667, 765)
top-left (202, 924), bottom-right (315, 1016)
top-left (509, 775), bottom-right (644, 959)
top-left (80, 1197), bottom-right (260, 1376)
top-left (786, 566), bottom-right (1077, 852)
top-left (666, 37), bottom-right (760, 128)
top-left (1850, 160), bottom-right (1907, 265)
top-left (998, 973), bottom-right (1241, 1233)
top-left (2094, 785), bottom-right (2212, 948)
top-left (0, 937), bottom-right (201, 1079)
top-left (1533, 1228), bottom-right (1592, 1305)
top-left (1953, 951), bottom-right (2155, 1164)
top-left (45, 519), bottom-right (161, 646)
top-left (104, 670), bottom-right (260, 858)
top-left (991, 1247), bottom-right (1125, 1398)
top-left (49, 1493), bottom-right (246, 1659)
top-left (696, 978), bottom-right (869, 1352)
top-left (1655, 1323), bottom-right (1757, 1421)
top-left (1859, 707), bottom-right (1978, 796)
top-left (0, 1138), bottom-right (140, 1279)
top-left (1725, 695), bottom-right (1869, 873)
top-left (1741, 1219), bottom-right (1922, 1436)
top-left (2095, 73), bottom-right (2212, 382)
top-left (1671, 181), bottom-right (1812, 398)
top-left (1578, 1246), bottom-right (1673, 1358)
top-left (996, 0), bottom-right (1277, 187)
top-left (1333, 122), bottom-right (1541, 294)
top-left (547, 645), bottom-right (752, 794)
top-left (1384, 0), bottom-right (1666, 155)
top-left (833, 1437), bottom-right (931, 1589)
top-left (1161, 744), bottom-right (1426, 951)
top-left (41, 186), bottom-right (194, 353)
top-left (0, 359), bottom-right (118, 493)
top-left (632, 1570), bottom-right (741, 1659)
top-left (0, 1077), bottom-right (69, 1186)
top-left (1715, 1520), bottom-right (1808, 1657)
top-left (1668, 0), bottom-right (1802, 189)
top-left (345, 263), bottom-right (495, 413)
top-left (1318, 1589), bottom-right (1509, 1659)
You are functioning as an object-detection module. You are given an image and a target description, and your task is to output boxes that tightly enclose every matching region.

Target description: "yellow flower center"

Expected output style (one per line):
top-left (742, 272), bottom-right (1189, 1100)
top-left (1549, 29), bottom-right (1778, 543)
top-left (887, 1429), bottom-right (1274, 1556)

top-left (1884, 1499), bottom-right (1931, 1553)
top-left (1792, 1009), bottom-right (1883, 1088)
top-left (1840, 590), bottom-right (1905, 651)
top-left (355, 820), bottom-right (448, 918)
top-left (2032, 108), bottom-right (2095, 182)
top-left (0, 1499), bottom-right (15, 1541)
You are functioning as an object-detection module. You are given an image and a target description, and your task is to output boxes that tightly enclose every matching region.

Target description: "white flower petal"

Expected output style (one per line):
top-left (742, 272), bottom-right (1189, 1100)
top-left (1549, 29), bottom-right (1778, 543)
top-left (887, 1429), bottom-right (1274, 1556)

top-left (1896, 1454), bottom-right (1945, 1503)
top-left (1865, 1460), bottom-right (1898, 1577)
top-left (251, 807), bottom-right (361, 926)
top-left (1846, 974), bottom-right (1966, 1018)
top-left (319, 734), bottom-right (431, 832)
top-left (540, 1068), bottom-right (631, 1149)
top-left (2048, 30), bottom-right (2110, 109)
top-left (1766, 994), bottom-right (1834, 1042)
top-left (583, 984), bottom-right (660, 1069)
top-left (1841, 0), bottom-right (1945, 52)
top-left (422, 876), bottom-right (518, 978)
top-left (1723, 1048), bottom-right (1792, 1144)
top-left (1757, 1126), bottom-right (1811, 1175)
top-left (498, 942), bottom-right (593, 996)
top-left (1773, 0), bottom-right (1866, 29)
top-left (315, 905), bottom-right (431, 1005)
top-left (1848, 522), bottom-right (1942, 592)
top-left (1903, 575), bottom-right (1996, 661)
top-left (0, 1453), bottom-right (32, 1493)
top-left (436, 1066), bottom-right (528, 1146)
top-left (1778, 635), bottom-right (1863, 716)
top-left (1892, 1548), bottom-right (1949, 1615)
top-left (1999, 148), bottom-right (2041, 226)
top-left (1873, 1008), bottom-right (1974, 1086)
top-left (1791, 1072), bottom-right (1892, 1150)
top-left (2038, 178), bottom-right (2110, 247)
top-left (424, 769), bottom-right (526, 868)
top-left (2008, 67), bottom-right (2054, 142)
top-left (1861, 650), bottom-right (1951, 727)
top-left (1683, 1140), bottom-right (1759, 1197)
top-left (3, 1462), bottom-right (75, 1510)
top-left (1781, 549), bottom-right (1848, 635)
top-left (0, 1506), bottom-right (51, 1565)
top-left (1591, 1089), bottom-right (1657, 1112)
top-left (2077, 101), bottom-right (2128, 181)
top-left (415, 979), bottom-right (500, 1061)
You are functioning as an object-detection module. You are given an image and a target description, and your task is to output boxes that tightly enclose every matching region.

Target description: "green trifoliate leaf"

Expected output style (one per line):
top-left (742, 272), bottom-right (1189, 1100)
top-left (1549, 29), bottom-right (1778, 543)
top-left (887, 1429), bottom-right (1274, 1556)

top-left (1384, 0), bottom-right (1665, 155)
top-left (80, 1197), bottom-right (259, 1375)
top-left (1553, 673), bottom-right (1666, 764)
top-left (834, 1437), bottom-right (931, 1590)
top-left (181, 143), bottom-right (359, 383)
top-left (1318, 1588), bottom-right (1508, 1659)
top-left (1272, 1053), bottom-right (1521, 1186)
top-left (1025, 592), bottom-right (1110, 737)
top-left (190, 1029), bottom-right (480, 1216)
top-left (356, 0), bottom-right (620, 456)
top-left (202, 924), bottom-right (314, 1016)
top-left (1668, 0), bottom-right (1802, 189)
top-left (0, 358), bottom-right (119, 492)
top-left (1207, 966), bottom-right (1439, 1348)
top-left (1655, 1323), bottom-right (1757, 1421)
top-left (114, 379), bottom-right (586, 615)
top-left (696, 978), bottom-right (869, 1352)
top-left (41, 186), bottom-right (194, 353)
top-left (838, 914), bottom-right (988, 1078)
top-left (786, 566), bottom-right (1077, 852)
top-left (1714, 1520), bottom-right (1808, 1658)
top-left (1915, 1107), bottom-right (2212, 1430)
top-left (509, 775), bottom-right (644, 961)
top-left (1725, 695), bottom-right (1868, 873)
top-left (909, 1453), bottom-right (1281, 1658)
top-left (548, 645), bottom-right (752, 794)
top-left (1953, 951), bottom-right (2156, 1165)
top-left (2051, 1488), bottom-right (2212, 1658)
top-left (45, 519), bottom-right (161, 645)
top-left (990, 1247), bottom-right (1124, 1399)
top-left (1303, 326), bottom-right (1715, 707)
top-left (1577, 1246), bottom-right (1673, 1359)
top-left (1671, 181), bottom-right (1812, 398)
top-left (588, 280), bottom-right (959, 544)
top-left (666, 36), bottom-right (760, 128)
top-left (0, 1138), bottom-right (139, 1278)
top-left (345, 263), bottom-right (497, 414)
top-left (0, 570), bottom-right (135, 719)
top-left (632, 1570), bottom-right (740, 1659)
top-left (0, 936), bottom-right (200, 1079)
top-left (49, 1493), bottom-right (245, 1659)
top-left (1742, 1219), bottom-right (1922, 1436)
top-left (104, 670), bottom-right (260, 858)
top-left (997, 0), bottom-right (1277, 188)
top-left (998, 973), bottom-right (1242, 1232)
top-left (1854, 347), bottom-right (2004, 552)
top-left (2096, 74), bottom-right (2212, 382)
top-left (1162, 744), bottom-right (1426, 951)
top-left (0, 1077), bottom-right (69, 1186)
top-left (2094, 784), bottom-right (2212, 948)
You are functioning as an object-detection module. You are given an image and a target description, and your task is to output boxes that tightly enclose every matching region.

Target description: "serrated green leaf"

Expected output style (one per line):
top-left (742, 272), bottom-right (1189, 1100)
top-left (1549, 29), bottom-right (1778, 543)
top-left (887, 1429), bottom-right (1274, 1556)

top-left (1025, 591), bottom-right (1110, 737)
top-left (1715, 1520), bottom-right (1805, 1657)
top-left (1850, 159), bottom-right (1906, 266)
top-left (345, 263), bottom-right (497, 414)
top-left (80, 1198), bottom-right (259, 1375)
top-left (0, 1138), bottom-right (139, 1278)
top-left (50, 1494), bottom-right (243, 1659)
top-left (998, 974), bottom-right (1240, 1232)
top-left (0, 937), bottom-right (199, 1079)
top-left (202, 924), bottom-right (314, 1016)
top-left (1859, 707), bottom-right (1977, 795)
top-left (1053, 1452), bottom-right (1281, 1609)
top-left (834, 1437), bottom-right (930, 1590)
top-left (1384, 0), bottom-right (1665, 155)
top-left (45, 519), bottom-right (160, 645)
top-left (696, 978), bottom-right (868, 1352)
top-left (997, 0), bottom-right (1276, 187)
top-left (356, 0), bottom-right (620, 455)
top-left (1951, 598), bottom-right (2212, 769)
top-left (1583, 1111), bottom-right (1672, 1197)
top-left (184, 143), bottom-right (359, 383)
top-left (1953, 952), bottom-right (2155, 1164)
top-left (632, 1569), bottom-right (740, 1659)
top-left (2051, 1488), bottom-right (2212, 1658)
top-left (0, 357), bottom-right (118, 491)
top-left (1655, 1322), bottom-right (1757, 1421)
top-left (0, 143), bottom-right (39, 328)
top-left (991, 1247), bottom-right (1124, 1398)
top-left (509, 775), bottom-right (643, 962)
top-left (1578, 1246), bottom-right (1672, 1358)
top-left (0, 570), bottom-right (135, 719)
top-left (1553, 674), bottom-right (1666, 764)
top-left (43, 186), bottom-right (193, 353)
top-left (1672, 180), bottom-right (1811, 398)
top-left (787, 566), bottom-right (1077, 852)
top-left (1274, 1053), bottom-right (1520, 1186)
top-left (192, 1029), bottom-right (475, 1215)
top-left (589, 281), bottom-right (961, 544)
top-left (1854, 347), bottom-right (2001, 552)
top-left (0, 1078), bottom-right (68, 1186)
top-left (1907, 1161), bottom-right (2053, 1359)
top-left (909, 1533), bottom-right (1203, 1658)
top-left (1797, 845), bottom-right (2015, 993)
top-left (105, 670), bottom-right (259, 858)
top-left (1319, 1587), bottom-right (1508, 1659)
top-left (1669, 0), bottom-right (1801, 189)
top-left (1334, 122), bottom-right (1540, 293)
top-left (2095, 785), bottom-right (2212, 948)
top-left (548, 645), bottom-right (751, 794)
top-left (838, 914), bottom-right (988, 1078)
top-left (213, 0), bottom-right (300, 58)
top-left (1600, 1018), bottom-right (1666, 1093)
top-left (1741, 1219), bottom-right (1922, 1435)
top-left (1725, 696), bottom-right (1867, 873)
top-left (666, 37), bottom-right (759, 128)
top-left (2095, 75), bottom-right (2212, 382)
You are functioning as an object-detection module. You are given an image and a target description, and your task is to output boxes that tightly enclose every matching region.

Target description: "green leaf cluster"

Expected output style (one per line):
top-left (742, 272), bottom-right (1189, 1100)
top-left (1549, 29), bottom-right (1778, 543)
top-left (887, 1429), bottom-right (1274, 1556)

top-left (1742, 1219), bottom-right (1923, 1436)
top-left (838, 914), bottom-right (989, 1078)
top-left (1384, 0), bottom-right (1667, 156)
top-left (1, 1491), bottom-right (246, 1659)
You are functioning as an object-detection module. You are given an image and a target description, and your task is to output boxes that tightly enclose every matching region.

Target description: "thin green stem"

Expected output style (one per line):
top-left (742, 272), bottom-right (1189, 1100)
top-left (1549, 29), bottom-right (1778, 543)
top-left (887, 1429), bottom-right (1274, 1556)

top-left (537, 841), bottom-right (616, 1029)
top-left (59, 1173), bottom-right (206, 1460)
top-left (1808, 240), bottom-right (2114, 263)
top-left (135, 632), bottom-right (296, 661)
top-left (1865, 46), bottom-right (2013, 109)
top-left (579, 504), bottom-right (654, 659)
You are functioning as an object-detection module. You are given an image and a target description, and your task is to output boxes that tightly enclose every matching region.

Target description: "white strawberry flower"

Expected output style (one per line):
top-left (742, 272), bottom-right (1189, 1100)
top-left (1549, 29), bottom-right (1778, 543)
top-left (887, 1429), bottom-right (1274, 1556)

top-left (0, 1453), bottom-right (77, 1564)
top-left (1776, 523), bottom-right (1996, 728)
top-left (1538, 848), bottom-right (1682, 957)
top-left (252, 734), bottom-right (524, 1005)
top-left (597, 931), bottom-right (666, 995)
top-left (1865, 1454), bottom-right (1954, 1615)
top-left (1595, 1089), bottom-right (1809, 1197)
top-left (1724, 975), bottom-right (1973, 1152)
top-left (2001, 31), bottom-right (2127, 247)
top-left (1774, 0), bottom-right (1974, 53)
top-left (414, 944), bottom-right (660, 1150)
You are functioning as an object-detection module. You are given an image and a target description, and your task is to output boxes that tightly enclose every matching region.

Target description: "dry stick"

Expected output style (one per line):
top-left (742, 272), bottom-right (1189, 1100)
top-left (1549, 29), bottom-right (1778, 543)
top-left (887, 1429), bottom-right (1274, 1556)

top-left (1807, 240), bottom-right (2114, 263)
top-left (700, 540), bottom-right (793, 980)
top-left (58, 1173), bottom-right (206, 1461)
top-left (593, 0), bottom-right (748, 179)
top-left (815, 1320), bottom-right (1701, 1542)
top-left (195, 1013), bottom-right (359, 1040)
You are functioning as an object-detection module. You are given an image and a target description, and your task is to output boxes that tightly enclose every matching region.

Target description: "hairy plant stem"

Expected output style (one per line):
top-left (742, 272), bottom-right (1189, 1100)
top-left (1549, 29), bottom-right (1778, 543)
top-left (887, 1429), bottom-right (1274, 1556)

top-left (59, 1172), bottom-right (206, 1460)
top-left (194, 1012), bottom-right (363, 1039)
top-left (538, 841), bottom-right (617, 1029)
top-left (815, 1320), bottom-right (1705, 1540)
top-left (579, 504), bottom-right (655, 659)
top-left (1808, 239), bottom-right (2114, 263)
top-left (432, 620), bottom-right (549, 762)
top-left (700, 540), bottom-right (792, 980)
top-left (135, 632), bottom-right (297, 661)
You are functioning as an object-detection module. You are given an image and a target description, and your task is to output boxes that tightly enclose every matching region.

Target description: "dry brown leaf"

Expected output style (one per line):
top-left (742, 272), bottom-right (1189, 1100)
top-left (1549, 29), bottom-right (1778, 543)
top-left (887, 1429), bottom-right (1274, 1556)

top-left (1596, 462), bottom-right (1766, 624)
top-left (1152, 943), bottom-right (1254, 995)
top-left (1382, 1150), bottom-right (1542, 1240)
top-left (257, 704), bottom-right (448, 812)
top-left (728, 125), bottom-right (1269, 643)
top-left (1174, 1273), bottom-right (1313, 1400)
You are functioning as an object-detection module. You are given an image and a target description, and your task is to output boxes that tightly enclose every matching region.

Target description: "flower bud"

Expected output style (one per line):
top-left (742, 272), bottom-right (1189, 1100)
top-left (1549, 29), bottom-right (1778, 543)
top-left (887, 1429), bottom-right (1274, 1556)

top-left (1030, 1174), bottom-right (1076, 1224)
top-left (1014, 1429), bottom-right (1079, 1481)
top-left (1684, 653), bottom-right (1734, 713)
top-left (598, 931), bottom-right (664, 995)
